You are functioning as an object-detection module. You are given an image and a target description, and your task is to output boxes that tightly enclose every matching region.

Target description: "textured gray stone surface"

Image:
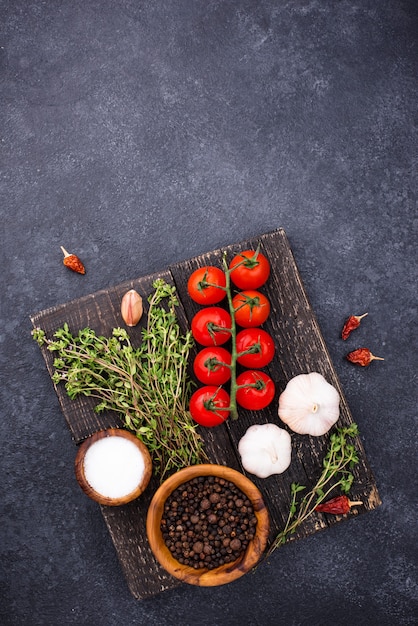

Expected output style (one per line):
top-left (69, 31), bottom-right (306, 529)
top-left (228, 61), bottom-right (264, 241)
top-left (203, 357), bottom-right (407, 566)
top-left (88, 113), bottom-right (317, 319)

top-left (1, 1), bottom-right (417, 624)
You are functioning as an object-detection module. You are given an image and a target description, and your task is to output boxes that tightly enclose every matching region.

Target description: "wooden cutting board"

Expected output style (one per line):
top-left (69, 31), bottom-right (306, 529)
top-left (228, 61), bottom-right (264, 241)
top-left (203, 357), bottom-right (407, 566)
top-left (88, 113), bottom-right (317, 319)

top-left (30, 228), bottom-right (381, 600)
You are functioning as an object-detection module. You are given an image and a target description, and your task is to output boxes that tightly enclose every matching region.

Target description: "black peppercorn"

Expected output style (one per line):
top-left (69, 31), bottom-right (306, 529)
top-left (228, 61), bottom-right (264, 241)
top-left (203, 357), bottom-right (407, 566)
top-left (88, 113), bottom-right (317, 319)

top-left (160, 476), bottom-right (257, 570)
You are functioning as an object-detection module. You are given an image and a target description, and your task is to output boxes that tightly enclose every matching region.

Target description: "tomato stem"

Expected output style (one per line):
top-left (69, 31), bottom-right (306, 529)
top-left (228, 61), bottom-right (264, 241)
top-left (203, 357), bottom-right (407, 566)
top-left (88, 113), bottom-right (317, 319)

top-left (222, 252), bottom-right (239, 420)
top-left (236, 379), bottom-right (266, 391)
top-left (229, 244), bottom-right (261, 272)
top-left (236, 341), bottom-right (262, 359)
top-left (197, 280), bottom-right (227, 292)
top-left (203, 357), bottom-right (232, 371)
top-left (206, 322), bottom-right (232, 344)
top-left (203, 387), bottom-right (230, 421)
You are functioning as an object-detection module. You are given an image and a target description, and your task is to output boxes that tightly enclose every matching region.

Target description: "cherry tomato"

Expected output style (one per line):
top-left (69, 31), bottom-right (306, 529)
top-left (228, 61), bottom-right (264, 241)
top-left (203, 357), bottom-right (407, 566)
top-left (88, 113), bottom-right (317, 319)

top-left (229, 249), bottom-right (270, 289)
top-left (236, 328), bottom-right (275, 368)
top-left (236, 370), bottom-right (275, 410)
top-left (191, 307), bottom-right (232, 346)
top-left (187, 266), bottom-right (227, 305)
top-left (189, 386), bottom-right (230, 427)
top-left (193, 347), bottom-right (232, 385)
top-left (232, 290), bottom-right (270, 328)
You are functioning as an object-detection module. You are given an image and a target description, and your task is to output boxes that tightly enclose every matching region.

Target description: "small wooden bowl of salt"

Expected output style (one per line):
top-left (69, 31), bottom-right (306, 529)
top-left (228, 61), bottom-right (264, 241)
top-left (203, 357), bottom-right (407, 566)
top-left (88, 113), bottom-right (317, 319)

top-left (75, 429), bottom-right (152, 506)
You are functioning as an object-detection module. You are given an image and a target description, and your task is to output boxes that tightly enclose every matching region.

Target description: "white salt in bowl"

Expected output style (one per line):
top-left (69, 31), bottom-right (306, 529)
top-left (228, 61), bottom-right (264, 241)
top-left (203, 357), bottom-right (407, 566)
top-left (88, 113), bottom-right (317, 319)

top-left (74, 429), bottom-right (152, 506)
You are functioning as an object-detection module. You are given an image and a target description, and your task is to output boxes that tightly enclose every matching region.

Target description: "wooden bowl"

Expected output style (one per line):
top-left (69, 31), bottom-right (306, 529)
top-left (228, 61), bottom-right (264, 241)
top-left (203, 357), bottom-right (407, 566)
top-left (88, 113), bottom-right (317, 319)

top-left (146, 464), bottom-right (270, 586)
top-left (74, 429), bottom-right (152, 506)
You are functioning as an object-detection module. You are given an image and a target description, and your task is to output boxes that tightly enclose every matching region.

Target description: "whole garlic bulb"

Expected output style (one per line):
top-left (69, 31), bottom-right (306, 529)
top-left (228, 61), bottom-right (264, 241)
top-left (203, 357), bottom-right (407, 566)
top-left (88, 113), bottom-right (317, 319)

top-left (238, 423), bottom-right (292, 478)
top-left (278, 372), bottom-right (340, 436)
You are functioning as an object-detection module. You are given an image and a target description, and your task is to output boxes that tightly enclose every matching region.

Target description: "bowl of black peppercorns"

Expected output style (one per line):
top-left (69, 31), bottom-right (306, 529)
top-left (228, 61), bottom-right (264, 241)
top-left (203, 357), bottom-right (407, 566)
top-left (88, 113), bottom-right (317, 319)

top-left (146, 464), bottom-right (270, 586)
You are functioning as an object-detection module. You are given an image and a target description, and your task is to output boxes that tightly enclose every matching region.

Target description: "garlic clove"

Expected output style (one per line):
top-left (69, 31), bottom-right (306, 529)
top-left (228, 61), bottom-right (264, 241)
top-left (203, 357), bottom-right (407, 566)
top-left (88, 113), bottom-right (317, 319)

top-left (121, 289), bottom-right (143, 326)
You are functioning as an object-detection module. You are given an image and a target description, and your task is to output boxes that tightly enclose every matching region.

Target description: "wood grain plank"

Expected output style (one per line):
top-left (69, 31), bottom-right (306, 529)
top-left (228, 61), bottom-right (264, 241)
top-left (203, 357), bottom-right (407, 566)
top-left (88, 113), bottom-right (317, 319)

top-left (30, 228), bottom-right (381, 600)
top-left (100, 474), bottom-right (182, 599)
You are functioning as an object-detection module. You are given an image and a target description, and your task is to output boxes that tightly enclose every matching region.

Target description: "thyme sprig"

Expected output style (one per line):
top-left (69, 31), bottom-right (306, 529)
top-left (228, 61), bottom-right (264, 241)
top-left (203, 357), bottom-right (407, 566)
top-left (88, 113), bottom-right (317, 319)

top-left (267, 423), bottom-right (360, 556)
top-left (32, 279), bottom-right (207, 481)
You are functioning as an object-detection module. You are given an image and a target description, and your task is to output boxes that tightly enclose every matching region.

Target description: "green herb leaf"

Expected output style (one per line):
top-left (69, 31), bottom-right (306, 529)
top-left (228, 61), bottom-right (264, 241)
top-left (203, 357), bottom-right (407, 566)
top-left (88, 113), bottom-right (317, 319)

top-left (32, 280), bottom-right (207, 481)
top-left (266, 423), bottom-right (360, 557)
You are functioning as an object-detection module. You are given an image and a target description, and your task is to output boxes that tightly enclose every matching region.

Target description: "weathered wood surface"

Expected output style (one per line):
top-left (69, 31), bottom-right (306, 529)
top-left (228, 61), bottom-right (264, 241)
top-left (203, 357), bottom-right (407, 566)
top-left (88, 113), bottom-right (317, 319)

top-left (30, 228), bottom-right (381, 600)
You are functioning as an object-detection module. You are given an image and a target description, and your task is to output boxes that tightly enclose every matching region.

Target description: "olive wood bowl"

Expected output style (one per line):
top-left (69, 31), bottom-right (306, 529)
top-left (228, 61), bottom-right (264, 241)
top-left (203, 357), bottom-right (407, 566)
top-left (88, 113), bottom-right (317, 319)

top-left (74, 428), bottom-right (152, 506)
top-left (146, 464), bottom-right (270, 586)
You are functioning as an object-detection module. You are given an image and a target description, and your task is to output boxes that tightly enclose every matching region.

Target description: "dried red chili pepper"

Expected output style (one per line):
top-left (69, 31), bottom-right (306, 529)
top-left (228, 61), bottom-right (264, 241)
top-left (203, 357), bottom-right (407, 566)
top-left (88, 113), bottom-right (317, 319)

top-left (60, 246), bottom-right (86, 275)
top-left (315, 495), bottom-right (362, 515)
top-left (341, 312), bottom-right (368, 340)
top-left (346, 348), bottom-right (384, 367)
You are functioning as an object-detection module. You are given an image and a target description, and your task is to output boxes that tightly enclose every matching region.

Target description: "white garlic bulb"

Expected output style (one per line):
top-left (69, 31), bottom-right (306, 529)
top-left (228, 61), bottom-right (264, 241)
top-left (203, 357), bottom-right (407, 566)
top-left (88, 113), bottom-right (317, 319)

top-left (278, 372), bottom-right (340, 436)
top-left (238, 423), bottom-right (292, 478)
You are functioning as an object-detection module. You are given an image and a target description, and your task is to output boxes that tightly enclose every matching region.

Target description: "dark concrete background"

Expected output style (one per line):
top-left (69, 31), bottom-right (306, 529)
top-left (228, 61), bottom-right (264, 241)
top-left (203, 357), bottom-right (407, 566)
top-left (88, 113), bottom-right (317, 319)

top-left (1, 1), bottom-right (417, 624)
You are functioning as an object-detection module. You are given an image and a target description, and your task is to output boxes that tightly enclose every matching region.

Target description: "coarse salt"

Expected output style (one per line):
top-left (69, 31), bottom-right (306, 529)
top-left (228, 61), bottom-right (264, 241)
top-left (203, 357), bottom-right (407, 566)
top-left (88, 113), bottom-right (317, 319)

top-left (83, 436), bottom-right (145, 499)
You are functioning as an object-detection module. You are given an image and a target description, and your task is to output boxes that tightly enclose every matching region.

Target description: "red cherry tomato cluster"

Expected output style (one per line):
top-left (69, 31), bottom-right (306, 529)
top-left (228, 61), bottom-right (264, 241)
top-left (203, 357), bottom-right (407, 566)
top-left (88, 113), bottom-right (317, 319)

top-left (187, 249), bottom-right (276, 427)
